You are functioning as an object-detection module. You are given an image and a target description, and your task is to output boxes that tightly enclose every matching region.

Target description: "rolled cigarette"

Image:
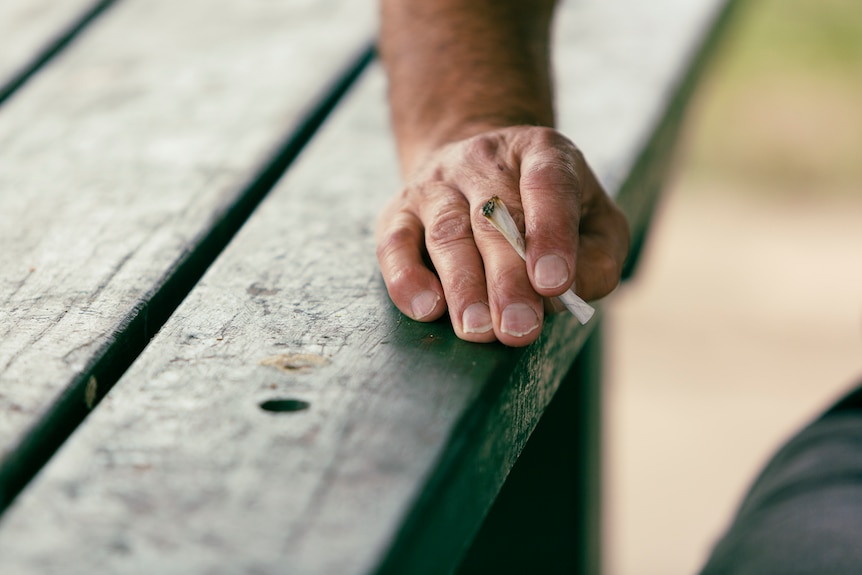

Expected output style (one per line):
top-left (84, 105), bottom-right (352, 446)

top-left (481, 196), bottom-right (595, 325)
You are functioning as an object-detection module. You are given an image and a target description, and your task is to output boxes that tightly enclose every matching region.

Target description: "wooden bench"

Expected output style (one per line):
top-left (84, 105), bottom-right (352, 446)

top-left (0, 0), bottom-right (736, 573)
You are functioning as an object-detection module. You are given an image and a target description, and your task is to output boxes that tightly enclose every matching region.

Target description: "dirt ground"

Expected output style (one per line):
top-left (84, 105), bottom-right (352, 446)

top-left (601, 1), bottom-right (862, 573)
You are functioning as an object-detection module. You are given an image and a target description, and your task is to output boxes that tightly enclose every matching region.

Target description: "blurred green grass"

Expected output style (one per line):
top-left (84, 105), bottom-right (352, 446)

top-left (681, 0), bottom-right (862, 192)
top-left (734, 0), bottom-right (862, 70)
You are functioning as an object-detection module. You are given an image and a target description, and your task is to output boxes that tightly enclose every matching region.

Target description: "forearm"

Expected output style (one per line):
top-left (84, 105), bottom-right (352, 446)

top-left (379, 0), bottom-right (557, 174)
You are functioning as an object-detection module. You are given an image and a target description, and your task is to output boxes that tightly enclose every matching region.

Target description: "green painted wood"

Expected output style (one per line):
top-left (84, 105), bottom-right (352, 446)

top-left (457, 323), bottom-right (604, 575)
top-left (0, 0), bottom-right (735, 573)
top-left (0, 0), bottom-right (375, 509)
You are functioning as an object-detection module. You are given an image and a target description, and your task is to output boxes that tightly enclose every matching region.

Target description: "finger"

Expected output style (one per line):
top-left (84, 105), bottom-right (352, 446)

top-left (432, 144), bottom-right (546, 346)
top-left (575, 198), bottom-right (631, 301)
top-left (413, 135), bottom-right (546, 345)
top-left (415, 184), bottom-right (497, 342)
top-left (376, 204), bottom-right (446, 322)
top-left (471, 199), bottom-right (545, 347)
top-left (517, 130), bottom-right (583, 298)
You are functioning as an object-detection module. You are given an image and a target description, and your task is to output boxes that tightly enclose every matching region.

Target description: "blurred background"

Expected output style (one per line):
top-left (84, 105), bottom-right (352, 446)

top-left (602, 1), bottom-right (862, 574)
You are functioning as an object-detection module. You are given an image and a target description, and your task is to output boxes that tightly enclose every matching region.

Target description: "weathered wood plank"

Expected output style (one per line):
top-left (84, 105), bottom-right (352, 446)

top-left (0, 0), bottom-right (375, 508)
top-left (0, 0), bottom-right (109, 104)
top-left (0, 0), bottom-right (735, 573)
top-left (0, 65), bottom-right (591, 575)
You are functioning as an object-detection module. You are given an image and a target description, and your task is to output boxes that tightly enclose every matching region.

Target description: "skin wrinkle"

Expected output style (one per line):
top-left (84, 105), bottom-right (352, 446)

top-left (375, 212), bottom-right (420, 256)
top-left (377, 0), bottom-right (629, 346)
top-left (425, 207), bottom-right (474, 252)
top-left (448, 271), bottom-right (486, 299)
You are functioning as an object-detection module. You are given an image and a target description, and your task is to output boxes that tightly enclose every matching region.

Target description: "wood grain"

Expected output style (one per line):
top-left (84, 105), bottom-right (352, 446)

top-left (0, 65), bottom-right (590, 575)
top-left (0, 0), bottom-right (105, 102)
top-left (0, 0), bottom-right (735, 573)
top-left (0, 0), bottom-right (375, 508)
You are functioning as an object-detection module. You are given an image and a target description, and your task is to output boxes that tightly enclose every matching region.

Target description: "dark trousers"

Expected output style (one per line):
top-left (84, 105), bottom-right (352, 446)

top-left (700, 384), bottom-right (862, 575)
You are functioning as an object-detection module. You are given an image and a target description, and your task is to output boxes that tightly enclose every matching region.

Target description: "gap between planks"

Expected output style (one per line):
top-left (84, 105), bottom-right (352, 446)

top-left (0, 41), bottom-right (375, 515)
top-left (0, 0), bottom-right (120, 107)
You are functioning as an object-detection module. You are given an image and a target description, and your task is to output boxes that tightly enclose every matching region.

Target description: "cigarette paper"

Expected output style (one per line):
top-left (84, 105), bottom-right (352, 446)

top-left (481, 196), bottom-right (595, 325)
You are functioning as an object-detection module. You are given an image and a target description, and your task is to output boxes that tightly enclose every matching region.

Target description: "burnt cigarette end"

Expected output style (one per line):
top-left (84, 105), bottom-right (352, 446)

top-left (481, 196), bottom-right (498, 218)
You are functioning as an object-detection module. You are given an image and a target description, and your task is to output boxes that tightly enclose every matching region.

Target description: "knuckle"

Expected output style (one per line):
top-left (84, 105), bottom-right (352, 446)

top-left (520, 129), bottom-right (585, 189)
top-left (536, 127), bottom-right (580, 155)
top-left (385, 264), bottom-right (420, 296)
top-left (523, 160), bottom-right (582, 200)
top-left (518, 126), bottom-right (578, 154)
top-left (425, 199), bottom-right (474, 250)
top-left (462, 132), bottom-right (505, 165)
top-left (532, 125), bottom-right (566, 145)
top-left (446, 268), bottom-right (484, 296)
top-left (376, 223), bottom-right (418, 263)
top-left (487, 263), bottom-right (528, 294)
top-left (525, 144), bottom-right (577, 174)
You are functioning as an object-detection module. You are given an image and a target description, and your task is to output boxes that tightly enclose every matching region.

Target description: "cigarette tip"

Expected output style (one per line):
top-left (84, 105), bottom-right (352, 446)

top-left (481, 196), bottom-right (499, 218)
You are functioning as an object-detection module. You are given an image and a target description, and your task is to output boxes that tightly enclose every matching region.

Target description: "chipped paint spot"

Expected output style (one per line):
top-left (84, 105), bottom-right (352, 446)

top-left (420, 333), bottom-right (441, 345)
top-left (260, 353), bottom-right (329, 373)
top-left (84, 375), bottom-right (98, 409)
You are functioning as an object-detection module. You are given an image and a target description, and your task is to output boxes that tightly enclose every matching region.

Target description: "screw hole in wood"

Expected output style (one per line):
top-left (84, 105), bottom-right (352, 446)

top-left (259, 398), bottom-right (310, 413)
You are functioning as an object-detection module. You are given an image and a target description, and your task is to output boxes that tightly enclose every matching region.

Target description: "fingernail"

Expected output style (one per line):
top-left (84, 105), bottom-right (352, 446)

top-left (462, 303), bottom-right (493, 334)
top-left (501, 303), bottom-right (539, 337)
top-left (534, 254), bottom-right (569, 290)
top-left (411, 290), bottom-right (440, 320)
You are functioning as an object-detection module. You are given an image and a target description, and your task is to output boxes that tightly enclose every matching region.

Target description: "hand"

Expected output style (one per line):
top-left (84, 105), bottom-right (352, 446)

top-left (376, 126), bottom-right (630, 347)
